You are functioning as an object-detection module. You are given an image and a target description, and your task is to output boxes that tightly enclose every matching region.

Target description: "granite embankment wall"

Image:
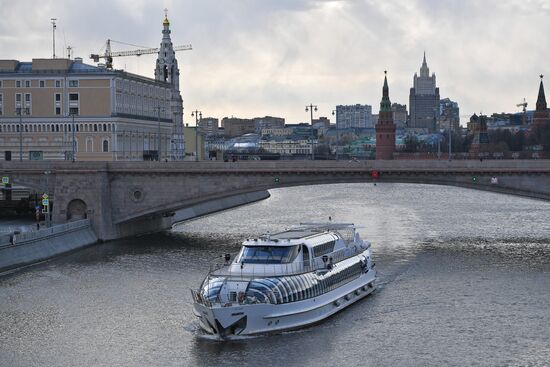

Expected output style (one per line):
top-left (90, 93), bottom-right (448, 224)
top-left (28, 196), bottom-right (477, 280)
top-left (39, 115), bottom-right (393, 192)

top-left (171, 190), bottom-right (271, 224)
top-left (0, 219), bottom-right (97, 273)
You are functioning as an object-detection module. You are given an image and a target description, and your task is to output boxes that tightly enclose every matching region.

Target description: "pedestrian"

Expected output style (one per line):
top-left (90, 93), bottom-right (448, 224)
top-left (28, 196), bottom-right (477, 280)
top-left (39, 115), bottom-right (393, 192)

top-left (36, 222), bottom-right (40, 230)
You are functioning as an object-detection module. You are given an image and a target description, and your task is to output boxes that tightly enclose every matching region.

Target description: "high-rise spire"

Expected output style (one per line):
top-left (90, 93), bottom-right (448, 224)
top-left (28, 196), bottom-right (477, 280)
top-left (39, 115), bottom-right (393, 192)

top-left (420, 52), bottom-right (429, 77)
top-left (380, 71), bottom-right (392, 112)
top-left (536, 74), bottom-right (547, 112)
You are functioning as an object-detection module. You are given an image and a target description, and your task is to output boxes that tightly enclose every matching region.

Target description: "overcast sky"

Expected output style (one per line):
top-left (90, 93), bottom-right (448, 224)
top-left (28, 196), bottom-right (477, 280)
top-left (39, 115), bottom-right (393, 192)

top-left (1, 0), bottom-right (549, 125)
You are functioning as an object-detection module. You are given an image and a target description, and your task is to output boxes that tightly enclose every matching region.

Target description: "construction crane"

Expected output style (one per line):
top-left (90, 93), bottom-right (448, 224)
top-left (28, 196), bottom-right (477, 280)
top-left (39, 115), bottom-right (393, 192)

top-left (516, 98), bottom-right (528, 125)
top-left (90, 39), bottom-right (192, 70)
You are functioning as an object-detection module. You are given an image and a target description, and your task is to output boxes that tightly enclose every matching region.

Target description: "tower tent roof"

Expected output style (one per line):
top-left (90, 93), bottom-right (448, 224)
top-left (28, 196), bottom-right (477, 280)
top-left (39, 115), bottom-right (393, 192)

top-left (536, 75), bottom-right (547, 111)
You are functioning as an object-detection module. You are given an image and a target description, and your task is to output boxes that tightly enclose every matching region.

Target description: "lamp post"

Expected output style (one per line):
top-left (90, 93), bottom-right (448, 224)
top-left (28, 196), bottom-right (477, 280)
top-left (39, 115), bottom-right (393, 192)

top-left (44, 170), bottom-right (51, 228)
top-left (17, 108), bottom-right (26, 161)
top-left (153, 106), bottom-right (165, 161)
top-left (70, 112), bottom-right (76, 162)
top-left (438, 129), bottom-right (444, 160)
top-left (448, 127), bottom-right (452, 161)
top-left (331, 109), bottom-right (339, 161)
top-left (305, 104), bottom-right (317, 160)
top-left (191, 110), bottom-right (202, 162)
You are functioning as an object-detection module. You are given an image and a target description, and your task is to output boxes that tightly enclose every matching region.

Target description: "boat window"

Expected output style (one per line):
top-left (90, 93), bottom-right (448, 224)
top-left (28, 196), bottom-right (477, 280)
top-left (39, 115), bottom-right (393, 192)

top-left (238, 245), bottom-right (300, 264)
top-left (302, 245), bottom-right (310, 267)
top-left (312, 241), bottom-right (335, 258)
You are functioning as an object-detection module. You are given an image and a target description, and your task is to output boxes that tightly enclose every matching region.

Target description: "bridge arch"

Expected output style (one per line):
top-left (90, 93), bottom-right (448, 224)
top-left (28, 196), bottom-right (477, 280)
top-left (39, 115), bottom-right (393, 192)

top-left (67, 199), bottom-right (88, 221)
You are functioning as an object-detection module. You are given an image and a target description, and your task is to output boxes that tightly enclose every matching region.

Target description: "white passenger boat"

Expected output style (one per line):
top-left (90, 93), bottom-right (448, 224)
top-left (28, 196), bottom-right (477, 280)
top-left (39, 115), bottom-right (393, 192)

top-left (191, 223), bottom-right (376, 337)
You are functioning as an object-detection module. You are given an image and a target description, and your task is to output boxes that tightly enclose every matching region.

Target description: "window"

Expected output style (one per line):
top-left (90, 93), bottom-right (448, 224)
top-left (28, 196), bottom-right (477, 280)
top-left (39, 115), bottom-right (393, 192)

top-left (25, 80), bottom-right (31, 88)
top-left (55, 93), bottom-right (61, 102)
top-left (0, 81), bottom-right (2, 88)
top-left (102, 139), bottom-right (109, 152)
top-left (16, 80), bottom-right (21, 88)
top-left (69, 107), bottom-right (79, 115)
top-left (69, 93), bottom-right (79, 101)
top-left (25, 93), bottom-right (31, 103)
top-left (16, 93), bottom-right (21, 102)
top-left (69, 80), bottom-right (79, 87)
top-left (86, 137), bottom-right (93, 152)
top-left (39, 80), bottom-right (45, 88)
top-left (55, 107), bottom-right (61, 115)
top-left (55, 80), bottom-right (61, 88)
top-left (237, 245), bottom-right (300, 264)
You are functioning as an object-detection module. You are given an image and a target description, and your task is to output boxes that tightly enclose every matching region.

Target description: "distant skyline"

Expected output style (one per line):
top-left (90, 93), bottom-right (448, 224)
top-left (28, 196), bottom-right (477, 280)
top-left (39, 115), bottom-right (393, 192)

top-left (1, 0), bottom-right (549, 125)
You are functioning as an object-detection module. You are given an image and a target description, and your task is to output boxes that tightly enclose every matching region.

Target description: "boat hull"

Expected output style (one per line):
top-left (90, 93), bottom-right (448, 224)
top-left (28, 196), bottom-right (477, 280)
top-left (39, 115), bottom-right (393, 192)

top-left (193, 269), bottom-right (376, 336)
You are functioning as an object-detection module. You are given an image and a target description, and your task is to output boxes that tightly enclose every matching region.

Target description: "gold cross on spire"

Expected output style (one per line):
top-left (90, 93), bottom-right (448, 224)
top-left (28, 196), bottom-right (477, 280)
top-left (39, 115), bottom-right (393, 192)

top-left (163, 8), bottom-right (170, 25)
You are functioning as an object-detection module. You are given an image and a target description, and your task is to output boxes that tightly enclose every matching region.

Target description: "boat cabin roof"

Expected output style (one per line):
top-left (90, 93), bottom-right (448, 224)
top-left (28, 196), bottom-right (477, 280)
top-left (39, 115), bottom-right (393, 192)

top-left (242, 223), bottom-right (354, 247)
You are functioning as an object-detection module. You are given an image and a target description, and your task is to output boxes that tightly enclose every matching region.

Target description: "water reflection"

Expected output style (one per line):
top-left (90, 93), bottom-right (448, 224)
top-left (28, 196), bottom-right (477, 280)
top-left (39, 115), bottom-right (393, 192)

top-left (0, 183), bottom-right (549, 367)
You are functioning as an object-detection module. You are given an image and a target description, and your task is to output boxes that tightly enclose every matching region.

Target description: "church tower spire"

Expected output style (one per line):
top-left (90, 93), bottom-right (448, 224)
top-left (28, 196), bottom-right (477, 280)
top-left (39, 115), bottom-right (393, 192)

top-left (154, 9), bottom-right (185, 160)
top-left (155, 8), bottom-right (180, 91)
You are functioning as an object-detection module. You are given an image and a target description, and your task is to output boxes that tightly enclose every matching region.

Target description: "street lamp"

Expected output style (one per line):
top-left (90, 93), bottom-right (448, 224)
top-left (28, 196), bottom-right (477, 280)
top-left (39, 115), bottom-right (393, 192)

top-left (44, 170), bottom-right (52, 228)
top-left (16, 108), bottom-right (27, 161)
top-left (448, 125), bottom-right (452, 161)
top-left (191, 110), bottom-right (202, 162)
top-left (153, 106), bottom-right (165, 161)
top-left (70, 111), bottom-right (76, 162)
top-left (332, 109), bottom-right (339, 161)
top-left (305, 104), bottom-right (317, 160)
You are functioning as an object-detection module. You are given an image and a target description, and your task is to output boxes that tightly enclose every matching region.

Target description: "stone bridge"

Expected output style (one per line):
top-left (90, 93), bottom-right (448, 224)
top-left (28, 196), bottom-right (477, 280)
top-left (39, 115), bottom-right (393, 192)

top-left (1, 160), bottom-right (550, 241)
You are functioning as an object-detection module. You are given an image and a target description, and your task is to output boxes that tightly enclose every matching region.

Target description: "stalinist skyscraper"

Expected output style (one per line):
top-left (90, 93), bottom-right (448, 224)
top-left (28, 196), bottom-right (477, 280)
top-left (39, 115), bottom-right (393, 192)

top-left (155, 10), bottom-right (185, 160)
top-left (409, 52), bottom-right (440, 133)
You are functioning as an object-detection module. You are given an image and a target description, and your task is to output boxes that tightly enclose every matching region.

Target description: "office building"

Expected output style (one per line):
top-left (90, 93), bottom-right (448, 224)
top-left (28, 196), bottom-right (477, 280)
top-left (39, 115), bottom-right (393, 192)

top-left (409, 53), bottom-right (440, 132)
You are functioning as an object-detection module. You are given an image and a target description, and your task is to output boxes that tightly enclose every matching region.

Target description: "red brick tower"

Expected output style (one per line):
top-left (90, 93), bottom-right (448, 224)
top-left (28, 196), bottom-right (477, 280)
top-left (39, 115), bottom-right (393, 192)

top-left (532, 74), bottom-right (550, 129)
top-left (376, 71), bottom-right (396, 160)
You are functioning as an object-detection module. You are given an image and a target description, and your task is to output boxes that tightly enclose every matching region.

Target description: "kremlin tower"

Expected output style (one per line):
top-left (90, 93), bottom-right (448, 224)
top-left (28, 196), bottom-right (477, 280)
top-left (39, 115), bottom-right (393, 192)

top-left (375, 71), bottom-right (396, 160)
top-left (532, 75), bottom-right (550, 130)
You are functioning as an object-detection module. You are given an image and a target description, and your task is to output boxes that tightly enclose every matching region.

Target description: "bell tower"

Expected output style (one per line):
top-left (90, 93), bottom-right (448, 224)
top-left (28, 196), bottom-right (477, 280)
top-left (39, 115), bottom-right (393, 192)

top-left (155, 9), bottom-right (180, 91)
top-left (155, 9), bottom-right (185, 160)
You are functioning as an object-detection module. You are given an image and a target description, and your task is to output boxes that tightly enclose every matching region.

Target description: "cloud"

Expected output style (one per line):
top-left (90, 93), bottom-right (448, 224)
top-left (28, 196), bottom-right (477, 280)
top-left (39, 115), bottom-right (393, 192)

top-left (1, 0), bottom-right (548, 124)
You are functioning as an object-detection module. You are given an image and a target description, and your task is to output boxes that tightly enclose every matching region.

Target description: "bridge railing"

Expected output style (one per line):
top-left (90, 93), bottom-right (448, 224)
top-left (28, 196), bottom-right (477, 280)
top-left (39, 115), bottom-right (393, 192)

top-left (0, 219), bottom-right (91, 247)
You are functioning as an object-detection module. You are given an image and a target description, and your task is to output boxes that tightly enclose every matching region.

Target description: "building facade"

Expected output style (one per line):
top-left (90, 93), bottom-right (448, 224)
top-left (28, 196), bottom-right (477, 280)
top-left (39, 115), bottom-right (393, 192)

top-left (221, 117), bottom-right (256, 137)
top-left (0, 13), bottom-right (184, 162)
top-left (391, 103), bottom-right (407, 129)
top-left (439, 98), bottom-right (460, 132)
top-left (259, 136), bottom-right (314, 156)
top-left (0, 58), bottom-right (173, 161)
top-left (335, 104), bottom-right (373, 129)
top-left (198, 117), bottom-right (219, 135)
top-left (375, 72), bottom-right (396, 160)
top-left (253, 116), bottom-right (285, 132)
top-left (409, 53), bottom-right (440, 133)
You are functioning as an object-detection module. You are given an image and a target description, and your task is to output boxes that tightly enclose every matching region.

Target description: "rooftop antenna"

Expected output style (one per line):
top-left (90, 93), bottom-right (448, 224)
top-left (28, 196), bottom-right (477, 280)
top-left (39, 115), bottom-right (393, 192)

top-left (51, 18), bottom-right (57, 59)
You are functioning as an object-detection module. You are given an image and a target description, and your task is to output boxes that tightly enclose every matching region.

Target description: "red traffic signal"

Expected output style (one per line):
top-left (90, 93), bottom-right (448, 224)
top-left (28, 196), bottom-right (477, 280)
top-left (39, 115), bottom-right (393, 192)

top-left (371, 170), bottom-right (379, 179)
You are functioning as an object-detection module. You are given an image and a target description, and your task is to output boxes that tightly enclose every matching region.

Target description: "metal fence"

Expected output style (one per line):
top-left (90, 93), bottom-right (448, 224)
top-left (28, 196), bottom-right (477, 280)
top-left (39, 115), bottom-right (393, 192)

top-left (0, 219), bottom-right (91, 247)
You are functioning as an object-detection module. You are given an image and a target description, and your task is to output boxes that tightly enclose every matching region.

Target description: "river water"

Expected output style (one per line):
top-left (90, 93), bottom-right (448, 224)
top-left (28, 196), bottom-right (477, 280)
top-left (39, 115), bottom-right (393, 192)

top-left (1, 183), bottom-right (549, 367)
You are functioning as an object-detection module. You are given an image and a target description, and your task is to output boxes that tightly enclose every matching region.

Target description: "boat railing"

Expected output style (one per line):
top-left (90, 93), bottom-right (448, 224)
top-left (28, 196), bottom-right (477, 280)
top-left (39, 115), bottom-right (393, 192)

top-left (206, 246), bottom-right (364, 279)
top-left (192, 252), bottom-right (372, 309)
